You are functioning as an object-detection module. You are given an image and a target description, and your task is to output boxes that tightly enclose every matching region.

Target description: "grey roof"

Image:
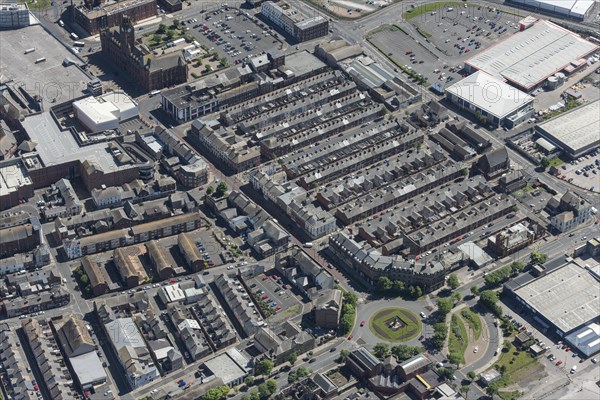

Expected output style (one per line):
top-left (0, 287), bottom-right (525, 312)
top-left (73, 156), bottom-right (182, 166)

top-left (69, 351), bottom-right (107, 386)
top-left (351, 347), bottom-right (380, 371)
top-left (105, 317), bottom-right (145, 350)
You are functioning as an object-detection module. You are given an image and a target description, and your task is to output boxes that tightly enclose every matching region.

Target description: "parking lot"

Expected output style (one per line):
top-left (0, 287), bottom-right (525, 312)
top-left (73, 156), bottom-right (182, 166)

top-left (557, 152), bottom-right (600, 193)
top-left (184, 7), bottom-right (283, 66)
top-left (369, 4), bottom-right (523, 87)
top-left (246, 271), bottom-right (302, 324)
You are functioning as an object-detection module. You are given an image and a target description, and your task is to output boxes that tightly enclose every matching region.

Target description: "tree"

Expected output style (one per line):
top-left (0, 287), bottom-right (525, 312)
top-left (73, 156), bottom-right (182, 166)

top-left (215, 182), bottom-right (228, 198)
top-left (151, 33), bottom-right (162, 43)
top-left (172, 18), bottom-right (180, 28)
top-left (486, 384), bottom-right (500, 398)
top-left (391, 345), bottom-right (421, 361)
top-left (479, 290), bottom-right (502, 317)
top-left (432, 322), bottom-right (448, 349)
top-left (451, 291), bottom-right (462, 304)
top-left (338, 349), bottom-right (350, 363)
top-left (392, 280), bottom-right (404, 294)
top-left (467, 370), bottom-right (477, 381)
top-left (447, 273), bottom-right (459, 290)
top-left (250, 390), bottom-right (261, 400)
top-left (258, 380), bottom-right (277, 399)
top-left (343, 291), bottom-right (358, 307)
top-left (203, 386), bottom-right (230, 400)
top-left (166, 29), bottom-right (176, 40)
top-left (287, 352), bottom-right (297, 365)
top-left (373, 343), bottom-right (390, 359)
top-left (438, 367), bottom-right (454, 380)
top-left (256, 359), bottom-right (274, 376)
top-left (470, 285), bottom-right (480, 297)
top-left (436, 297), bottom-right (453, 315)
top-left (156, 23), bottom-right (167, 34)
top-left (79, 274), bottom-right (89, 284)
top-left (510, 262), bottom-right (525, 274)
top-left (265, 380), bottom-right (277, 394)
top-left (447, 352), bottom-right (462, 369)
top-left (530, 251), bottom-right (547, 265)
top-left (460, 385), bottom-right (471, 400)
top-left (206, 186), bottom-right (214, 195)
top-left (377, 276), bottom-right (393, 292)
top-left (540, 157), bottom-right (550, 170)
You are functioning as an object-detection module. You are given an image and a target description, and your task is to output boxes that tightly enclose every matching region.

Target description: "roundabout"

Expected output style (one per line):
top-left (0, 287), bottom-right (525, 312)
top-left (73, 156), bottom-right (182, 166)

top-left (368, 307), bottom-right (422, 343)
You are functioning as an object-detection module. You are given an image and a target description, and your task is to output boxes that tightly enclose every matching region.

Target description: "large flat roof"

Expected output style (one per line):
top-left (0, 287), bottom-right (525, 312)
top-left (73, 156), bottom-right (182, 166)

top-left (21, 112), bottom-right (132, 172)
top-left (511, 0), bottom-right (595, 17)
top-left (514, 262), bottom-right (600, 333)
top-left (445, 71), bottom-right (533, 119)
top-left (536, 99), bottom-right (600, 155)
top-left (203, 349), bottom-right (248, 385)
top-left (69, 351), bottom-right (107, 386)
top-left (465, 20), bottom-right (598, 89)
top-left (0, 24), bottom-right (90, 109)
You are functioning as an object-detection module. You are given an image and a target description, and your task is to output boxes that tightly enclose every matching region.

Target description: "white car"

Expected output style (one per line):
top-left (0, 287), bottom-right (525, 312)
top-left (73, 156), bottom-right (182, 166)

top-left (473, 347), bottom-right (479, 353)
top-left (420, 312), bottom-right (427, 319)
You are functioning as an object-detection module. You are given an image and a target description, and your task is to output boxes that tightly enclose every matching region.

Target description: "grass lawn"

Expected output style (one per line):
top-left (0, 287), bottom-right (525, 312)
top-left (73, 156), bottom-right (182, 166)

top-left (548, 157), bottom-right (565, 167)
top-left (402, 2), bottom-right (473, 19)
top-left (460, 308), bottom-right (482, 340)
top-left (369, 307), bottom-right (422, 343)
top-left (448, 314), bottom-right (468, 364)
top-left (20, 0), bottom-right (51, 10)
top-left (490, 341), bottom-right (540, 388)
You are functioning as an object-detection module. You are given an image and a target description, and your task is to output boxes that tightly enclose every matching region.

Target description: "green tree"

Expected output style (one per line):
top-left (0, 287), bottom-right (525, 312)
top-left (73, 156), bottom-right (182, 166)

top-left (438, 367), bottom-right (454, 380)
top-left (486, 384), bottom-right (500, 398)
top-left (460, 385), bottom-right (471, 399)
top-left (206, 186), bottom-right (214, 195)
top-left (377, 276), bottom-right (393, 292)
top-left (172, 18), bottom-right (180, 28)
top-left (338, 349), bottom-right (350, 363)
top-left (479, 290), bottom-right (502, 317)
top-left (467, 370), bottom-right (477, 381)
top-left (250, 390), bottom-right (260, 400)
top-left (215, 182), bottom-right (228, 198)
top-left (447, 352), bottom-right (462, 369)
top-left (287, 352), bottom-right (297, 365)
top-left (540, 157), bottom-right (550, 169)
top-left (373, 343), bottom-right (390, 359)
top-left (166, 29), bottom-right (176, 40)
top-left (392, 279), bottom-right (405, 294)
top-left (203, 386), bottom-right (230, 400)
top-left (432, 322), bottom-right (448, 349)
top-left (156, 23), bottom-right (167, 34)
top-left (451, 291), bottom-right (462, 304)
top-left (151, 33), bottom-right (162, 43)
top-left (390, 345), bottom-right (421, 361)
top-left (265, 380), bottom-right (277, 395)
top-left (343, 291), bottom-right (358, 307)
top-left (470, 285), bottom-right (480, 296)
top-left (436, 297), bottom-right (453, 315)
top-left (245, 376), bottom-right (255, 386)
top-left (510, 261), bottom-right (525, 274)
top-left (447, 273), bottom-right (459, 290)
top-left (79, 274), bottom-right (89, 284)
top-left (530, 251), bottom-right (548, 265)
top-left (256, 359), bottom-right (274, 376)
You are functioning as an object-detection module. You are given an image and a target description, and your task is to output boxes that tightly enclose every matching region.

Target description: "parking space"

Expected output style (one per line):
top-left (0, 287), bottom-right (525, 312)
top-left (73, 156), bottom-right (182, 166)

top-left (185, 7), bottom-right (283, 66)
top-left (178, 230), bottom-right (227, 268)
top-left (558, 152), bottom-right (600, 192)
top-left (246, 272), bottom-right (302, 323)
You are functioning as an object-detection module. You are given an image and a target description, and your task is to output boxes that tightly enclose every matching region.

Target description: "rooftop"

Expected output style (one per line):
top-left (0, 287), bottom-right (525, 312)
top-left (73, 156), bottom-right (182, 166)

top-left (0, 24), bottom-right (91, 109)
top-left (69, 351), bottom-right (107, 386)
top-left (445, 71), bottom-right (533, 119)
top-left (513, 262), bottom-right (600, 333)
top-left (203, 349), bottom-right (249, 385)
top-left (464, 20), bottom-right (598, 89)
top-left (22, 112), bottom-right (135, 173)
top-left (536, 99), bottom-right (600, 154)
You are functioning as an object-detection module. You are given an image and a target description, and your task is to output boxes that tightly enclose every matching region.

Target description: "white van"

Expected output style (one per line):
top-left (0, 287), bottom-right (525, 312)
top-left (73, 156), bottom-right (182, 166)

top-left (58, 20), bottom-right (64, 27)
top-left (303, 242), bottom-right (313, 248)
top-left (150, 90), bottom-right (161, 96)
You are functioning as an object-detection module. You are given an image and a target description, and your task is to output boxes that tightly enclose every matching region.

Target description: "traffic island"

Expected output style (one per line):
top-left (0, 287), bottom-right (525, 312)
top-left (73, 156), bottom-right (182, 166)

top-left (368, 307), bottom-right (422, 343)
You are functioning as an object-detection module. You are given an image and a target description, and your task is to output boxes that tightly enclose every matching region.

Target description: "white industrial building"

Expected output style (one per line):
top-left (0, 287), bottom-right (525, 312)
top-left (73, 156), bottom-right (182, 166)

top-left (73, 90), bottom-right (138, 132)
top-left (509, 0), bottom-right (596, 21)
top-left (464, 19), bottom-right (598, 91)
top-left (0, 2), bottom-right (33, 29)
top-left (536, 99), bottom-right (600, 159)
top-left (445, 71), bottom-right (534, 128)
top-left (565, 323), bottom-right (600, 357)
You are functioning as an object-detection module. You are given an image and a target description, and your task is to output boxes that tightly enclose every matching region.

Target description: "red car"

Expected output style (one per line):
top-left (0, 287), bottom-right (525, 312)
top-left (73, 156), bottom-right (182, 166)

top-left (347, 335), bottom-right (353, 340)
top-left (261, 295), bottom-right (269, 300)
top-left (565, 347), bottom-right (570, 352)
top-left (262, 276), bottom-right (269, 281)
top-left (274, 306), bottom-right (281, 311)
top-left (556, 360), bottom-right (562, 366)
top-left (360, 320), bottom-right (366, 327)
top-left (170, 279), bottom-right (177, 283)
top-left (273, 275), bottom-right (279, 280)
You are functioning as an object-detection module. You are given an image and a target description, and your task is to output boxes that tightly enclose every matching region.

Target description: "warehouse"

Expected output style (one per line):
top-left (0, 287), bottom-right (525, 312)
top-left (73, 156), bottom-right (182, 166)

top-left (445, 71), bottom-right (534, 128)
top-left (464, 19), bottom-right (598, 92)
top-left (505, 262), bottom-right (600, 348)
top-left (535, 99), bottom-right (600, 158)
top-left (508, 0), bottom-right (596, 21)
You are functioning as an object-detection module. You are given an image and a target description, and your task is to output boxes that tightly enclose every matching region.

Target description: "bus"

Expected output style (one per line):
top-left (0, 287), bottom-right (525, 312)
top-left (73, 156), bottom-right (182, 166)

top-left (73, 41), bottom-right (85, 47)
top-left (70, 32), bottom-right (79, 40)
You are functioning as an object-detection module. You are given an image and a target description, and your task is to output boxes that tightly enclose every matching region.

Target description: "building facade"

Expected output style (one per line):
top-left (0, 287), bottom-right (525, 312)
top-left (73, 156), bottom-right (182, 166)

top-left (74, 0), bottom-right (157, 35)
